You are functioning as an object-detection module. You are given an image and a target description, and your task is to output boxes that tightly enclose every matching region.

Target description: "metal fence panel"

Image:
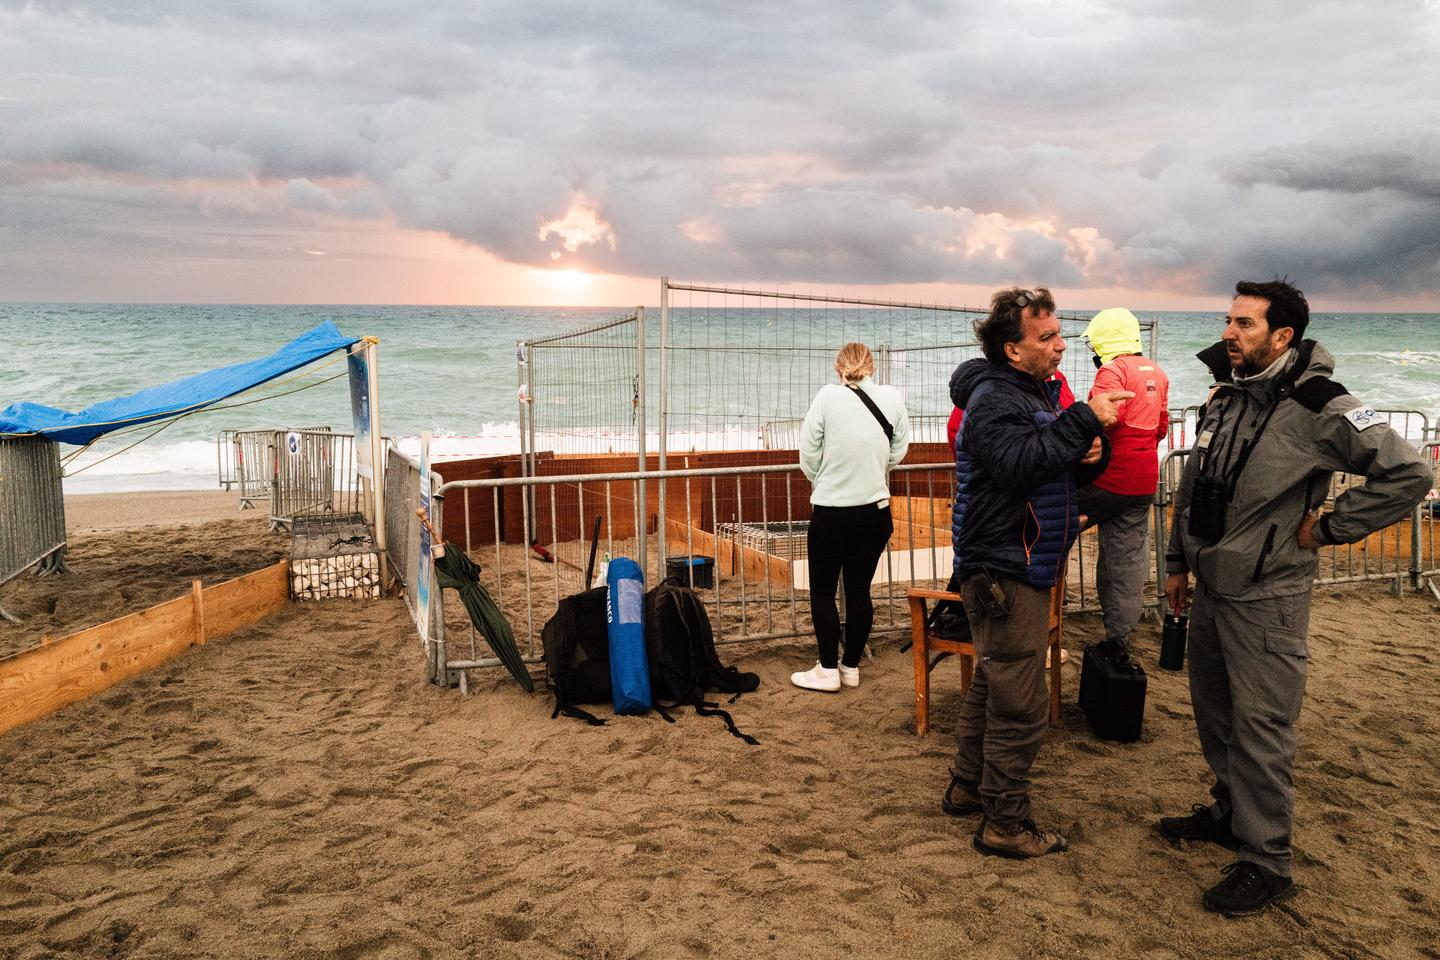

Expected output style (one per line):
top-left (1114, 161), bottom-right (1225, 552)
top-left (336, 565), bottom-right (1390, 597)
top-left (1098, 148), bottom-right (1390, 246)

top-left (216, 429), bottom-right (240, 490)
top-left (235, 430), bottom-right (276, 508)
top-left (383, 446), bottom-right (447, 677)
top-left (1153, 443), bottom-right (1432, 595)
top-left (270, 430), bottom-right (359, 529)
top-left (517, 313), bottom-right (642, 458)
top-left (658, 280), bottom-right (1158, 457)
top-left (1415, 442), bottom-right (1440, 599)
top-left (395, 431), bottom-right (1435, 688)
top-left (0, 437), bottom-right (68, 621)
top-left (233, 425), bottom-right (330, 509)
top-left (416, 461), bottom-right (958, 688)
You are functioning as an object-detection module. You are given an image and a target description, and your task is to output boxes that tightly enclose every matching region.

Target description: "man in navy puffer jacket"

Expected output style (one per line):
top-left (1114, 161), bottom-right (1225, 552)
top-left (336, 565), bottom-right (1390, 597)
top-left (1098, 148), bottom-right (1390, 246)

top-left (942, 286), bottom-right (1131, 859)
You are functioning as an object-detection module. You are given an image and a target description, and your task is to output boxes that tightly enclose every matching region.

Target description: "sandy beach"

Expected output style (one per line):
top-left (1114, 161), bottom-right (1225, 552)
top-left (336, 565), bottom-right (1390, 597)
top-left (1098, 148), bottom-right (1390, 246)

top-left (1, 494), bottom-right (1438, 959)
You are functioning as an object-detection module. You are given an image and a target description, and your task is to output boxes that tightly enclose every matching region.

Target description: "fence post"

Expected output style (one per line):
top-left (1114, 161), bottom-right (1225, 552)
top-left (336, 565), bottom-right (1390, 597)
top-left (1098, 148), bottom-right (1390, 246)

top-left (516, 339), bottom-right (531, 545)
top-left (637, 305), bottom-right (650, 577)
top-left (658, 278), bottom-right (670, 536)
top-left (192, 579), bottom-right (206, 644)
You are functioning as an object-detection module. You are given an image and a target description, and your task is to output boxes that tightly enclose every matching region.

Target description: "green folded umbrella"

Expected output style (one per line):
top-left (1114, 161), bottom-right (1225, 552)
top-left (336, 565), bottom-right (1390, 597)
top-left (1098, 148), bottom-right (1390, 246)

top-left (433, 543), bottom-right (534, 693)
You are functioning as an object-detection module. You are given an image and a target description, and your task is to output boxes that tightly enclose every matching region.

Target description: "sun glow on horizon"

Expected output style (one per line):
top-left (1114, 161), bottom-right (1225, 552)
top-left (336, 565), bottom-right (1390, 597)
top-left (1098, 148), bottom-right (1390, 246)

top-left (528, 267), bottom-right (600, 299)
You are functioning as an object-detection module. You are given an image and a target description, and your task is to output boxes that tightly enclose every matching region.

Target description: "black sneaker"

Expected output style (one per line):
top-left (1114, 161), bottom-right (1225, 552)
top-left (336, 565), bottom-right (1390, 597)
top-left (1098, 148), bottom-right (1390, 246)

top-left (1157, 804), bottom-right (1241, 851)
top-left (941, 773), bottom-right (982, 817)
top-left (1202, 862), bottom-right (1296, 917)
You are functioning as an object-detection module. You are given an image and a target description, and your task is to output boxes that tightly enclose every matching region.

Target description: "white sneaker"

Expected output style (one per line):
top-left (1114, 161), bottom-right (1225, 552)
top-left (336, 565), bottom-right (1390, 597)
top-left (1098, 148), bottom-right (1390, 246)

top-left (838, 664), bottom-right (860, 688)
top-left (791, 662), bottom-right (841, 692)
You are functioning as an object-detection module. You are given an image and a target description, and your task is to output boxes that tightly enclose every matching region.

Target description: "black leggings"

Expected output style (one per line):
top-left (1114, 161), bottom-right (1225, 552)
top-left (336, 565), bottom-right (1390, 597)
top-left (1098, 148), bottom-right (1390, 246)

top-left (807, 503), bottom-right (894, 669)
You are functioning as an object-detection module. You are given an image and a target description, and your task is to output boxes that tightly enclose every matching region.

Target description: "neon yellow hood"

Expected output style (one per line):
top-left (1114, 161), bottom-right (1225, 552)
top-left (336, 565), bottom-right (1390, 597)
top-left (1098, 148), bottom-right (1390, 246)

top-left (1084, 308), bottom-right (1143, 364)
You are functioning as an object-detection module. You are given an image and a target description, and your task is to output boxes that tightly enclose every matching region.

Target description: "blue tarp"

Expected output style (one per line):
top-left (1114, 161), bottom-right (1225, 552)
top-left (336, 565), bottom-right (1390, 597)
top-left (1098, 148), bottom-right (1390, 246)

top-left (0, 321), bottom-right (361, 446)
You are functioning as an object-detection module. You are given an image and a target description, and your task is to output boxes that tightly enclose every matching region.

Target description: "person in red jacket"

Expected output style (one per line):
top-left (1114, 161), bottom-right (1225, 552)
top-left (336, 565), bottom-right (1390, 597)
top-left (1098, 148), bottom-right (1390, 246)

top-left (1078, 308), bottom-right (1169, 655)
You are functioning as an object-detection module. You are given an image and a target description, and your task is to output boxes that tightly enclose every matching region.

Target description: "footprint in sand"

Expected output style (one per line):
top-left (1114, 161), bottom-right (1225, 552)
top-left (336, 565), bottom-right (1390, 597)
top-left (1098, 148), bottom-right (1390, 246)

top-left (489, 913), bottom-right (536, 943)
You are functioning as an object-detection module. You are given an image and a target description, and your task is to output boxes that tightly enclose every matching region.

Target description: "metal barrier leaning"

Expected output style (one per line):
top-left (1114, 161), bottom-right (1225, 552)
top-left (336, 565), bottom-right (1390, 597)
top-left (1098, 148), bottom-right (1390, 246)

top-left (270, 430), bottom-right (359, 530)
top-left (0, 437), bottom-right (70, 623)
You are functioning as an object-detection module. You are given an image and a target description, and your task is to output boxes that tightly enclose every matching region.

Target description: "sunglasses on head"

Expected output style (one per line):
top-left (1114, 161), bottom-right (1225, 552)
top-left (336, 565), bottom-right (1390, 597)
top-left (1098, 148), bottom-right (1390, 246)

top-left (1014, 290), bottom-right (1037, 309)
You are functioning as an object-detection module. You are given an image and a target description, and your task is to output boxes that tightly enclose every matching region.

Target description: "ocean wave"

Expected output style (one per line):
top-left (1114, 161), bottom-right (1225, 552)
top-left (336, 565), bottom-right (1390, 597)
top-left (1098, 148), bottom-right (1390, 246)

top-left (1351, 350), bottom-right (1440, 367)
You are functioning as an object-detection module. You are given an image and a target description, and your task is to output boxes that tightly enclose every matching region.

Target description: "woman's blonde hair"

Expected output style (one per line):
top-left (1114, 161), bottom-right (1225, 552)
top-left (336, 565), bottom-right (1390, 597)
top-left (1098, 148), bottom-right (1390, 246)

top-left (834, 342), bottom-right (875, 384)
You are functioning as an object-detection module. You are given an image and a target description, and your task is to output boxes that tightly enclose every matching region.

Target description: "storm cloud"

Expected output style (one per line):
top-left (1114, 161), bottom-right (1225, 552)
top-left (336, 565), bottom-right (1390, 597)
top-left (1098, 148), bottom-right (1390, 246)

top-left (2, 0), bottom-right (1438, 302)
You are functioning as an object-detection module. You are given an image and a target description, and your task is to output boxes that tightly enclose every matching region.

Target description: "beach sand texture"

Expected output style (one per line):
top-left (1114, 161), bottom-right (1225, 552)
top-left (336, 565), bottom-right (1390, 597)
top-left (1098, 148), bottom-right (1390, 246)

top-left (2, 502), bottom-right (1438, 959)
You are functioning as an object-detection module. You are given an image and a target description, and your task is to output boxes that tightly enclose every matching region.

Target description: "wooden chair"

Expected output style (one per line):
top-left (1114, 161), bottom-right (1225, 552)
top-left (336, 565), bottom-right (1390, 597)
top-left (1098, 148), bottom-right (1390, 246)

top-left (907, 582), bottom-right (1064, 736)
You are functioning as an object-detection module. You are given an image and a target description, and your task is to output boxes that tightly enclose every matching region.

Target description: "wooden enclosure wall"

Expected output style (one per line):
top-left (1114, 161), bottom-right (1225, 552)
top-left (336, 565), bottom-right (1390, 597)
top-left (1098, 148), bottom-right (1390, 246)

top-left (0, 561), bottom-right (290, 737)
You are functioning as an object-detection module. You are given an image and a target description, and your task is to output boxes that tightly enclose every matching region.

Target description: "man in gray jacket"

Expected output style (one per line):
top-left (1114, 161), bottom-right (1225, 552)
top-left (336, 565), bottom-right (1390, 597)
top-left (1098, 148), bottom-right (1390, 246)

top-left (1162, 279), bottom-right (1431, 916)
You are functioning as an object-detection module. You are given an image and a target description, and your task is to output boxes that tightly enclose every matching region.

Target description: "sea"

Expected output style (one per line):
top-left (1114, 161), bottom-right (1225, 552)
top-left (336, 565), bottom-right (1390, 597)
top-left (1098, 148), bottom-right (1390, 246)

top-left (5, 303), bottom-right (1439, 493)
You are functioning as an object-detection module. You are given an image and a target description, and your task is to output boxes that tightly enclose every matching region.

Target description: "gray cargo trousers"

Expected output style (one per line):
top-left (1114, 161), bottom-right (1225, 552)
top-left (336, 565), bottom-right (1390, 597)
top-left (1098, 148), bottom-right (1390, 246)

top-left (1078, 485), bottom-right (1153, 649)
top-left (949, 575), bottom-right (1052, 829)
top-left (1188, 579), bottom-right (1311, 877)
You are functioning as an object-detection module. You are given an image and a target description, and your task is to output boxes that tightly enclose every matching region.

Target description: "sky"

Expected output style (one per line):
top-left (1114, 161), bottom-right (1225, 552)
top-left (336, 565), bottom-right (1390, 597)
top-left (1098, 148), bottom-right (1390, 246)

top-left (2, 0), bottom-right (1439, 310)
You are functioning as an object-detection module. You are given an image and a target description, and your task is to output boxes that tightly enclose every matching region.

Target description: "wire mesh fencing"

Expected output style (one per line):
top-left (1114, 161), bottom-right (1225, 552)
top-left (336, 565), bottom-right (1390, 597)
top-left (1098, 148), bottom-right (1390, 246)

top-left (0, 437), bottom-right (69, 623)
top-left (658, 279), bottom-right (1160, 457)
top-left (517, 311), bottom-right (644, 459)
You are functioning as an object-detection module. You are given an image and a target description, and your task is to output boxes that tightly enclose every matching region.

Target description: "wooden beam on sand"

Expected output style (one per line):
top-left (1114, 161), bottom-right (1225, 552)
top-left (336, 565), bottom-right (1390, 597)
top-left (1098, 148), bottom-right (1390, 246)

top-left (0, 561), bottom-right (290, 737)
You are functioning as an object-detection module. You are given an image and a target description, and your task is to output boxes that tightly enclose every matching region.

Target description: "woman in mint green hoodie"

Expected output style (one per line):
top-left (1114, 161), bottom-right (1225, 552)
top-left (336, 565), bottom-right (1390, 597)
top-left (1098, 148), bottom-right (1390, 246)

top-left (792, 342), bottom-right (910, 692)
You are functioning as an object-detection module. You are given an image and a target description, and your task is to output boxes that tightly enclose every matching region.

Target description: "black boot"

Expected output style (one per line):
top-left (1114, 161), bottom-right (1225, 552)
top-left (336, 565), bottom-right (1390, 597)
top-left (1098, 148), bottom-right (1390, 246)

top-left (1202, 862), bottom-right (1296, 917)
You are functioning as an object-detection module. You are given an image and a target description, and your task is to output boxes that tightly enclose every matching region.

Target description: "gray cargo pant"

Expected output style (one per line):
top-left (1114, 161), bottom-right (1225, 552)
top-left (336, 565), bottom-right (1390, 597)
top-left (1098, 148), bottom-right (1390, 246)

top-left (950, 575), bottom-right (1051, 829)
top-left (1188, 580), bottom-right (1311, 877)
top-left (1078, 485), bottom-right (1152, 648)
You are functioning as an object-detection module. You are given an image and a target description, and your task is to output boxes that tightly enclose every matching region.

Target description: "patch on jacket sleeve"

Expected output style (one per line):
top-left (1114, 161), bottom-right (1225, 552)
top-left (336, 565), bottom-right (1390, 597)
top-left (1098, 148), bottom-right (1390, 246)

top-left (1343, 406), bottom-right (1385, 432)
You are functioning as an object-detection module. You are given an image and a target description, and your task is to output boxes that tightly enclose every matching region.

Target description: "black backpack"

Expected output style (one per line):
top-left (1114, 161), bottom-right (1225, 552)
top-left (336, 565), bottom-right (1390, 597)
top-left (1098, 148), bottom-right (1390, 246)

top-left (541, 586), bottom-right (612, 725)
top-left (927, 597), bottom-right (972, 642)
top-left (644, 578), bottom-right (760, 745)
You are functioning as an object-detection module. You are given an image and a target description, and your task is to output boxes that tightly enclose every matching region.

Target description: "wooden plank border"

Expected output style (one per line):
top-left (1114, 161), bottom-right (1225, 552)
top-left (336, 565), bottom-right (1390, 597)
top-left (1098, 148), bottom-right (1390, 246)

top-left (0, 560), bottom-right (290, 737)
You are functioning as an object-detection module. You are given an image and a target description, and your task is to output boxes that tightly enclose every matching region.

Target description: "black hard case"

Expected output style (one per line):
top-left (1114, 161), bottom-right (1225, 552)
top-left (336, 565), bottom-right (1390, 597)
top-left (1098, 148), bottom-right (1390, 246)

top-left (1078, 643), bottom-right (1147, 743)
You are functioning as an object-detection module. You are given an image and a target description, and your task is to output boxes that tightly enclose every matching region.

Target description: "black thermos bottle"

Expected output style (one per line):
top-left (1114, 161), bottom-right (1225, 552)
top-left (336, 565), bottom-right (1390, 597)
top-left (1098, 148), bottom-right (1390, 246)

top-left (1159, 613), bottom-right (1188, 671)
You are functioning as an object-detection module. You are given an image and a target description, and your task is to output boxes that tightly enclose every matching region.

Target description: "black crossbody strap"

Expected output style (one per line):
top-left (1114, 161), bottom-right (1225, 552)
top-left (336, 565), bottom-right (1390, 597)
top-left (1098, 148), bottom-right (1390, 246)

top-left (847, 385), bottom-right (893, 442)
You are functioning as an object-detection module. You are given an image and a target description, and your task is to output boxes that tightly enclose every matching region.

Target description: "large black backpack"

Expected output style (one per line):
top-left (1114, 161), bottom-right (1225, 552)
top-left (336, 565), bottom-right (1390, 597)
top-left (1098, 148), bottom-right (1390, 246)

top-left (541, 586), bottom-right (612, 725)
top-left (644, 578), bottom-right (760, 745)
